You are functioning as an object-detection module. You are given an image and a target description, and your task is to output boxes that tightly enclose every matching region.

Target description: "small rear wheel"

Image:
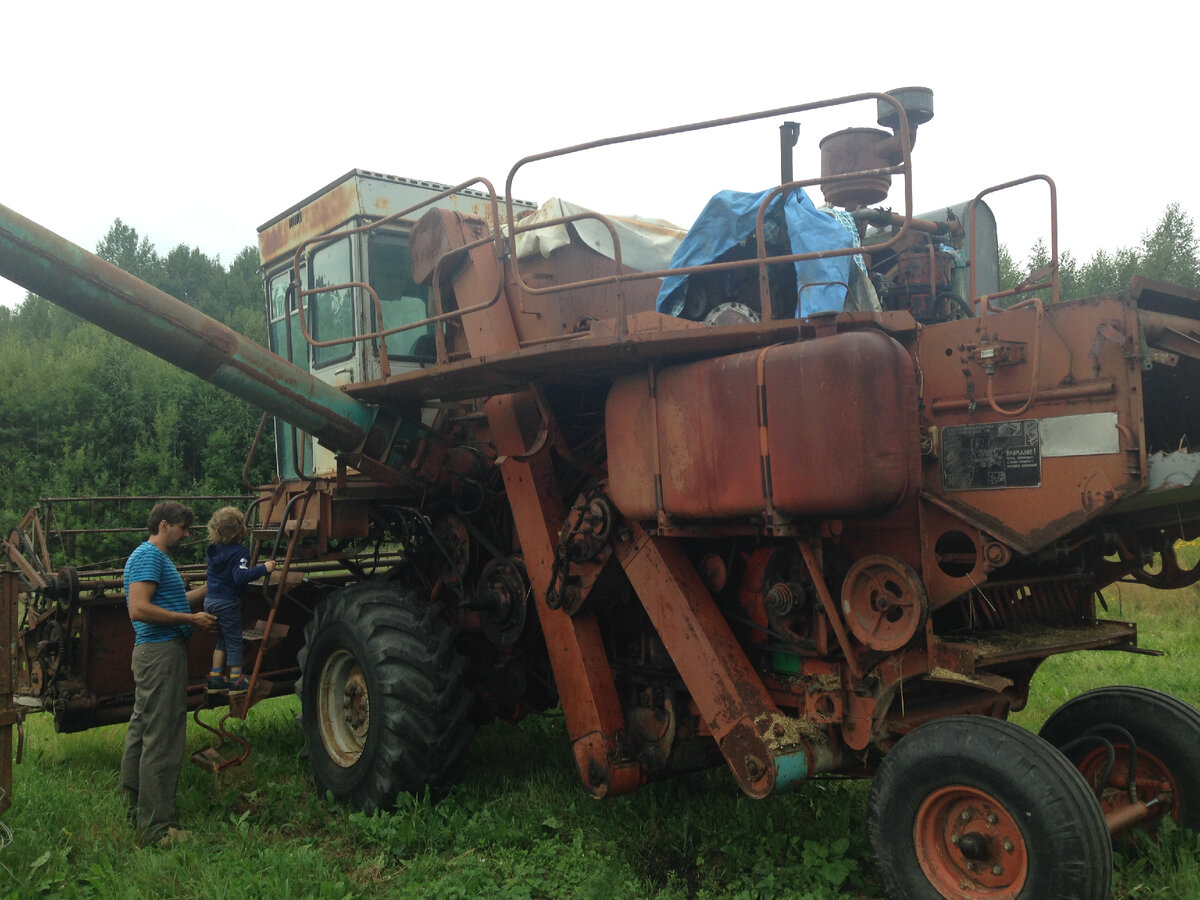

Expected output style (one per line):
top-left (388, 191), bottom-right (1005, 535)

top-left (868, 716), bottom-right (1111, 900)
top-left (298, 583), bottom-right (475, 813)
top-left (1039, 686), bottom-right (1200, 834)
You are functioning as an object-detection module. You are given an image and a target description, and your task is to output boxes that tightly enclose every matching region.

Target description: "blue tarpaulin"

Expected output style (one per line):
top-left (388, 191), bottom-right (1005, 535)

top-left (656, 187), bottom-right (854, 319)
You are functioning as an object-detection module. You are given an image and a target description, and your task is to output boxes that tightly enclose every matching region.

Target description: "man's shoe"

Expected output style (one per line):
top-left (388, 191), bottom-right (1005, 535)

top-left (156, 827), bottom-right (190, 847)
top-left (139, 826), bottom-right (189, 849)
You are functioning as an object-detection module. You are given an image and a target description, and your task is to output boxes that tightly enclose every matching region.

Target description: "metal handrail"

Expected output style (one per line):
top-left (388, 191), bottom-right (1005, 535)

top-left (276, 91), bottom-right (927, 365)
top-left (283, 177), bottom-right (506, 378)
top-left (970, 174), bottom-right (1059, 314)
top-left (503, 91), bottom-right (920, 328)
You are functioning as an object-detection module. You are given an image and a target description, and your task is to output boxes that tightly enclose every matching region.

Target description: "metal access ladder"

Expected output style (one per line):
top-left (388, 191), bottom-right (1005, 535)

top-left (191, 487), bottom-right (315, 773)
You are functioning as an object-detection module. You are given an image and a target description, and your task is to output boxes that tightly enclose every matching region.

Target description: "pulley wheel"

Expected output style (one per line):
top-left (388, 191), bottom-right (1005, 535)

top-left (477, 558), bottom-right (530, 648)
top-left (564, 495), bottom-right (615, 563)
top-left (840, 555), bottom-right (928, 651)
top-left (55, 566), bottom-right (80, 611)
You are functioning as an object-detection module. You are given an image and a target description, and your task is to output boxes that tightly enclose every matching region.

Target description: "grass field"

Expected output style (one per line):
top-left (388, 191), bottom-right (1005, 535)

top-left (2, 580), bottom-right (1199, 899)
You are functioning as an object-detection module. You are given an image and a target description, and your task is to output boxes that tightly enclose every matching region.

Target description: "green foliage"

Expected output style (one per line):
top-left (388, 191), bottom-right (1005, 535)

top-left (0, 220), bottom-right (273, 567)
top-left (1141, 203), bottom-right (1200, 288)
top-left (96, 218), bottom-right (162, 281)
top-left (1001, 203), bottom-right (1198, 302)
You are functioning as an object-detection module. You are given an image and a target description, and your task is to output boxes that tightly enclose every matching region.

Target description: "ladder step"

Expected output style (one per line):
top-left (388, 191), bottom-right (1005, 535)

top-left (191, 747), bottom-right (225, 773)
top-left (228, 679), bottom-right (273, 718)
top-left (269, 570), bottom-right (306, 588)
top-left (242, 621), bottom-right (290, 649)
top-left (252, 570), bottom-right (305, 608)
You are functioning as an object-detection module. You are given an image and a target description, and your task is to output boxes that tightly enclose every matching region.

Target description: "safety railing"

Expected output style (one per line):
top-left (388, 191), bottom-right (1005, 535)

top-left (965, 175), bottom-right (1060, 418)
top-left (281, 91), bottom-right (928, 368)
top-left (970, 174), bottom-right (1060, 313)
top-left (279, 177), bottom-right (507, 379)
top-left (502, 91), bottom-right (921, 331)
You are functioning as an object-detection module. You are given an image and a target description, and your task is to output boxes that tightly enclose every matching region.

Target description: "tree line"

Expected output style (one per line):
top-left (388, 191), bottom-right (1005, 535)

top-left (0, 205), bottom-right (1196, 568)
top-left (999, 202), bottom-right (1199, 299)
top-left (0, 221), bottom-right (274, 567)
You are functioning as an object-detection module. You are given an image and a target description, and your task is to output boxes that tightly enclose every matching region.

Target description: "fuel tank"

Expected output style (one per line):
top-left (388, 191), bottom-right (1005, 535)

top-left (605, 329), bottom-right (920, 522)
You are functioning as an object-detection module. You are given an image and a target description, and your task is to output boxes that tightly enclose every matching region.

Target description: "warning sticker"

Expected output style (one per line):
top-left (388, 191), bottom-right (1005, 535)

top-left (941, 420), bottom-right (1041, 491)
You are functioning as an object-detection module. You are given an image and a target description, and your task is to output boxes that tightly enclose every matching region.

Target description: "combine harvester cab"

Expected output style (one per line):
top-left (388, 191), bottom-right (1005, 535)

top-left (3, 87), bottom-right (1200, 899)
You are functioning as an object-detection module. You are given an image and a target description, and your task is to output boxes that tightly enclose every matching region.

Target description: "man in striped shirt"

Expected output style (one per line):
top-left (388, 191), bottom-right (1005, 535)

top-left (120, 501), bottom-right (216, 847)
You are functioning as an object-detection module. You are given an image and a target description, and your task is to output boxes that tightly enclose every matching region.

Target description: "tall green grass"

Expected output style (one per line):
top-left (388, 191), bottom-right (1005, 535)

top-left (1009, 581), bottom-right (1200, 899)
top-left (2, 579), bottom-right (1198, 898)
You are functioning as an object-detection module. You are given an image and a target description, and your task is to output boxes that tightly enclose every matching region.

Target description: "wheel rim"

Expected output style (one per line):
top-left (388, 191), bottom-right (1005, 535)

top-left (1078, 744), bottom-right (1178, 829)
top-left (317, 648), bottom-right (370, 768)
top-left (914, 785), bottom-right (1029, 899)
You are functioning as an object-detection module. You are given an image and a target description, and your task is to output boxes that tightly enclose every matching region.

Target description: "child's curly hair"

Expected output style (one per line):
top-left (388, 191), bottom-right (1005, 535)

top-left (206, 506), bottom-right (247, 545)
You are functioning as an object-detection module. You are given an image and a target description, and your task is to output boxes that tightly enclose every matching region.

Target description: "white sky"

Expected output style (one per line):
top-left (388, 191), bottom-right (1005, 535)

top-left (2, 1), bottom-right (1196, 310)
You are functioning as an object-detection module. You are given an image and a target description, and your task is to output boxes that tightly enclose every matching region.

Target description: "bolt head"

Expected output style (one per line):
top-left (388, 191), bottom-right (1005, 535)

top-left (987, 813), bottom-right (998, 825)
top-left (992, 865), bottom-right (1003, 876)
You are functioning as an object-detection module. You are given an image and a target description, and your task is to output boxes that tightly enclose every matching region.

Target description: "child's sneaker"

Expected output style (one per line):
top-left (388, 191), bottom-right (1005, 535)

top-left (207, 674), bottom-right (228, 692)
top-left (227, 675), bottom-right (250, 693)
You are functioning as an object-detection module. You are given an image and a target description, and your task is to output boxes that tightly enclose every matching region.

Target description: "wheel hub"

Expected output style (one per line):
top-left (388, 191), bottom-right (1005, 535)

top-left (1079, 743), bottom-right (1178, 831)
top-left (956, 831), bottom-right (991, 861)
top-left (317, 648), bottom-right (370, 768)
top-left (915, 785), bottom-right (1029, 898)
top-left (342, 670), bottom-right (369, 736)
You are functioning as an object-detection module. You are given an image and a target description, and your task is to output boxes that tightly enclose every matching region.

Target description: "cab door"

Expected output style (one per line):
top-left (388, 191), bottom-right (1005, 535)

top-left (306, 234), bottom-right (359, 475)
top-left (267, 262), bottom-right (314, 479)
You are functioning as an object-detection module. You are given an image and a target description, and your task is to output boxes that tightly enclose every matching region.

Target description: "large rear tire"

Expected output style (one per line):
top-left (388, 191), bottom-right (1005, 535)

top-left (868, 716), bottom-right (1111, 900)
top-left (1039, 686), bottom-right (1200, 833)
top-left (298, 583), bottom-right (475, 813)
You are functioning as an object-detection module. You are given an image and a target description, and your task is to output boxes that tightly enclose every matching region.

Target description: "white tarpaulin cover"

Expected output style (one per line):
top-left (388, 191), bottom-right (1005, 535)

top-left (514, 198), bottom-right (686, 273)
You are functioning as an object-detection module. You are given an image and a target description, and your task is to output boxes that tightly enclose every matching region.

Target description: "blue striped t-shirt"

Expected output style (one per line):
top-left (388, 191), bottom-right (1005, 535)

top-left (124, 541), bottom-right (192, 644)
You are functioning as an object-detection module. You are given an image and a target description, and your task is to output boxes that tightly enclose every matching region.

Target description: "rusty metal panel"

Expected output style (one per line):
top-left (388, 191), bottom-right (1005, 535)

top-left (506, 242), bottom-right (663, 344)
top-left (258, 177), bottom-right (363, 267)
top-left (67, 600), bottom-right (214, 711)
top-left (257, 169), bottom-right (537, 268)
top-left (606, 329), bottom-right (919, 522)
top-left (615, 524), bottom-right (804, 798)
top-left (765, 332), bottom-right (918, 517)
top-left (919, 296), bottom-right (1144, 554)
top-left (78, 602), bottom-right (136, 698)
top-left (486, 394), bottom-right (643, 799)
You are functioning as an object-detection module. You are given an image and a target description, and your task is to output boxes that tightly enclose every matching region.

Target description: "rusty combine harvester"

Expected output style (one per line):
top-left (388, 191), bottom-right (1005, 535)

top-left (3, 88), bottom-right (1200, 899)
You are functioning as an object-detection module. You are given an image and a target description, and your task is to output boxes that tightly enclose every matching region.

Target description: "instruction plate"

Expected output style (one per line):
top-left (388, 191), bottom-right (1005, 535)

top-left (942, 420), bottom-right (1041, 490)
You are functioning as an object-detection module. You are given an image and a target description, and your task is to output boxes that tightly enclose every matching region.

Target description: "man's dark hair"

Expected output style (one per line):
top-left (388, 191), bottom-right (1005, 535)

top-left (147, 501), bottom-right (195, 536)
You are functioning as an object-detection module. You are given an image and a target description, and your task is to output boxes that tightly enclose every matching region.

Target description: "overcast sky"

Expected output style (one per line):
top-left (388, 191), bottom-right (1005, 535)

top-left (2, 2), bottom-right (1196, 311)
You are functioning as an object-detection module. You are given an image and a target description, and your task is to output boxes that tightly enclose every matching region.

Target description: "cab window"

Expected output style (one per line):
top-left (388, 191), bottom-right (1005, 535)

top-left (368, 231), bottom-right (432, 359)
top-left (310, 237), bottom-right (355, 368)
top-left (268, 267), bottom-right (308, 368)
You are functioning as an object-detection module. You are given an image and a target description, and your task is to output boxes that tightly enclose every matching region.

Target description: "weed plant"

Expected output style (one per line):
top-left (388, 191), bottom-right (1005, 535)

top-left (2, 579), bottom-right (1199, 898)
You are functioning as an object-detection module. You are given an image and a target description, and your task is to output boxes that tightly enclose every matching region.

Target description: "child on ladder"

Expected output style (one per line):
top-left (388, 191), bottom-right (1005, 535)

top-left (204, 506), bottom-right (276, 693)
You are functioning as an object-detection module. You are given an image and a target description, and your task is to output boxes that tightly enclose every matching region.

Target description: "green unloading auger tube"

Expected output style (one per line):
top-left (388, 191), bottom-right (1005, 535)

top-left (0, 201), bottom-right (394, 460)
